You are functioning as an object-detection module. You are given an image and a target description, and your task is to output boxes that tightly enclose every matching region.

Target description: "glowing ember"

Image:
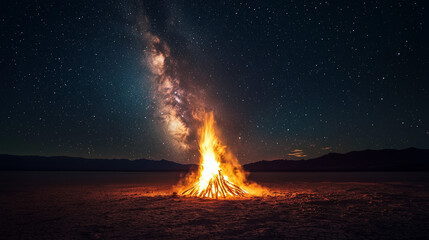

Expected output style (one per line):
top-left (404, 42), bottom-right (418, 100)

top-left (182, 112), bottom-right (248, 198)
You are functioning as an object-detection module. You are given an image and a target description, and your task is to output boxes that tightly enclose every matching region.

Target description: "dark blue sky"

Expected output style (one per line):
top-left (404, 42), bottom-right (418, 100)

top-left (1, 0), bottom-right (428, 163)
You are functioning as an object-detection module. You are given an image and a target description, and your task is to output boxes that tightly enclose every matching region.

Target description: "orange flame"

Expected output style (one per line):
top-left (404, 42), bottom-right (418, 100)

top-left (181, 112), bottom-right (265, 198)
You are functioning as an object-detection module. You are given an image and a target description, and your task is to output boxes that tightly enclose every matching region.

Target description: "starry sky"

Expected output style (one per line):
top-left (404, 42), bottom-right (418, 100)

top-left (1, 0), bottom-right (428, 164)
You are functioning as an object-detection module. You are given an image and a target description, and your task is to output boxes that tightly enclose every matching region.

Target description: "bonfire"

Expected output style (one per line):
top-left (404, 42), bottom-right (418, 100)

top-left (182, 112), bottom-right (248, 198)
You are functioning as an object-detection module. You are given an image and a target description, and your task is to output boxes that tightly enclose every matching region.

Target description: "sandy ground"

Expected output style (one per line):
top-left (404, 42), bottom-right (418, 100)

top-left (1, 172), bottom-right (429, 239)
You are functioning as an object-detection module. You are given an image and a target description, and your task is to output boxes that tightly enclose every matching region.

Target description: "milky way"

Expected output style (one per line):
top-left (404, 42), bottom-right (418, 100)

top-left (139, 16), bottom-right (209, 153)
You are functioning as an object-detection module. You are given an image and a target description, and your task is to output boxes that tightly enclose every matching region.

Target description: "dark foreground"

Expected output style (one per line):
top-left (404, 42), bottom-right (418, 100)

top-left (1, 172), bottom-right (429, 239)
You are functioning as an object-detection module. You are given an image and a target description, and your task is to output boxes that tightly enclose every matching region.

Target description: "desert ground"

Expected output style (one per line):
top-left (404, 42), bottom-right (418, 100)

top-left (1, 171), bottom-right (429, 239)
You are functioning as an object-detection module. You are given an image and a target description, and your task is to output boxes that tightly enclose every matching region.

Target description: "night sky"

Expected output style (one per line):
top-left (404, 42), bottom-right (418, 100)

top-left (1, 0), bottom-right (428, 164)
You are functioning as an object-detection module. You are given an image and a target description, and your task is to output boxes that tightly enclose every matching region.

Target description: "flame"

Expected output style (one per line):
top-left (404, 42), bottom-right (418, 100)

top-left (181, 112), bottom-right (264, 198)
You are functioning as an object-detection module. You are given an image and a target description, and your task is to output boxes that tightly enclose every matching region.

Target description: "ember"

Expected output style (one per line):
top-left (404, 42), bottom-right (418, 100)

top-left (182, 170), bottom-right (247, 198)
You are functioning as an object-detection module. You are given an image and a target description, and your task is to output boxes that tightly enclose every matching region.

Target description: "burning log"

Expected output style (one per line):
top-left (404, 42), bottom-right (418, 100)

top-left (182, 170), bottom-right (248, 198)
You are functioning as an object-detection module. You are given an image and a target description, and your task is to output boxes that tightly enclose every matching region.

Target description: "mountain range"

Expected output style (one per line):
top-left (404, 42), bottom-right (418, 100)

top-left (244, 148), bottom-right (429, 171)
top-left (0, 155), bottom-right (197, 171)
top-left (0, 148), bottom-right (428, 172)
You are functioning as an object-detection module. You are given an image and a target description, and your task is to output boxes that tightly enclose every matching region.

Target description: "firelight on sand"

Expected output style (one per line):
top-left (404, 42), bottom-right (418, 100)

top-left (182, 113), bottom-right (252, 198)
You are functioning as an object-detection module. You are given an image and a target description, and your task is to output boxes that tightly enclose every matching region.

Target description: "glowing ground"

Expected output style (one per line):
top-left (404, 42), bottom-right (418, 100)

top-left (1, 172), bottom-right (429, 239)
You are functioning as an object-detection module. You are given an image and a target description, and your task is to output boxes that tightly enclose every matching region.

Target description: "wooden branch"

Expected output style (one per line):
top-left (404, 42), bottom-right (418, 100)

top-left (182, 170), bottom-right (248, 198)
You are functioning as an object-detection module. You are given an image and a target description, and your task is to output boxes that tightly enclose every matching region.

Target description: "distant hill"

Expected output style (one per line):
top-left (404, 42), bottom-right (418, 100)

top-left (1, 148), bottom-right (428, 171)
top-left (0, 155), bottom-right (197, 171)
top-left (243, 148), bottom-right (429, 171)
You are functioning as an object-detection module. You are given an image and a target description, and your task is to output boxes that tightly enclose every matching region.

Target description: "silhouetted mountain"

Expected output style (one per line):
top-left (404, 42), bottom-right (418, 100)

top-left (0, 155), bottom-right (197, 171)
top-left (243, 148), bottom-right (429, 171)
top-left (1, 148), bottom-right (428, 171)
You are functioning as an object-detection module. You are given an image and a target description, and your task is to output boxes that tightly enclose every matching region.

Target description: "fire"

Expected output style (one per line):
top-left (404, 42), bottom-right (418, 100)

top-left (182, 112), bottom-right (249, 198)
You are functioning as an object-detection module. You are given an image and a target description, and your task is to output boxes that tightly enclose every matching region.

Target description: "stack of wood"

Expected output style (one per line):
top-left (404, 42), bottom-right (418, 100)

top-left (182, 170), bottom-right (248, 198)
